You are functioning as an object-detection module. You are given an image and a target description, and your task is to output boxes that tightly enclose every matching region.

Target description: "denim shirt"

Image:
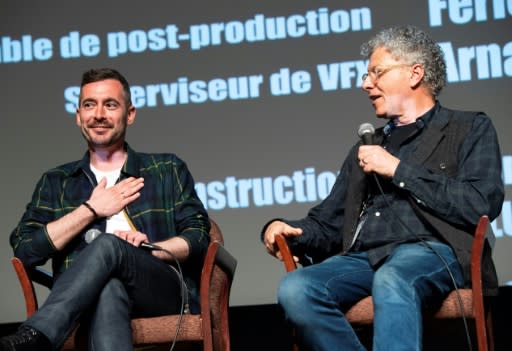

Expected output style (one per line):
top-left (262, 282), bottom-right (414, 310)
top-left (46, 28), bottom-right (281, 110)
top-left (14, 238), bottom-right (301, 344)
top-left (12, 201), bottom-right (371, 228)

top-left (10, 143), bottom-right (210, 304)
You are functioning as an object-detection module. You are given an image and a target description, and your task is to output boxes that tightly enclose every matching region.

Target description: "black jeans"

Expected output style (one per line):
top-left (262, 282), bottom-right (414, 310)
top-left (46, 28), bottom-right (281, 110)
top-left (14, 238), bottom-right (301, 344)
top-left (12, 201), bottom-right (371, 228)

top-left (25, 234), bottom-right (183, 350)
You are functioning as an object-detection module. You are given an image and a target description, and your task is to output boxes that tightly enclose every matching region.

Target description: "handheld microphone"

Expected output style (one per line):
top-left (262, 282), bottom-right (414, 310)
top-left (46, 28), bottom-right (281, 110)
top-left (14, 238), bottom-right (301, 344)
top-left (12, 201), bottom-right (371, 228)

top-left (84, 228), bottom-right (161, 250)
top-left (139, 242), bottom-right (162, 250)
top-left (85, 228), bottom-right (102, 244)
top-left (358, 123), bottom-right (375, 145)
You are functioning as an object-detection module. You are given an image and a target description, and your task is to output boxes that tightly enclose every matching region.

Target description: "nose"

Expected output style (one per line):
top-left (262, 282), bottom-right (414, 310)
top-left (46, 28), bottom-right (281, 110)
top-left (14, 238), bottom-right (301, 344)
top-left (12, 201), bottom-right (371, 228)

top-left (361, 75), bottom-right (373, 91)
top-left (93, 104), bottom-right (106, 118)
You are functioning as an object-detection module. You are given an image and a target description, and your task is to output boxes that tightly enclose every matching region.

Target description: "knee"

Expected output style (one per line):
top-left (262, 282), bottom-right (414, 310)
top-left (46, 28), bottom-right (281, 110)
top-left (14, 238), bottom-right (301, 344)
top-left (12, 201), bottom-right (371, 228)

top-left (91, 232), bottom-right (121, 247)
top-left (96, 279), bottom-right (131, 312)
top-left (373, 266), bottom-right (405, 291)
top-left (100, 279), bottom-right (126, 299)
top-left (87, 233), bottom-right (125, 257)
top-left (277, 272), bottom-right (318, 320)
top-left (278, 271), bottom-right (306, 303)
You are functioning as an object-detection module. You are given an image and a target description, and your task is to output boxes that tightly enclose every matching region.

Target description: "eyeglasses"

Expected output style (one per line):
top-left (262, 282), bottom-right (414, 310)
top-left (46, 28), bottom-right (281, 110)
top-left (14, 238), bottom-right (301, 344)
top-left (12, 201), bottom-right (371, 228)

top-left (362, 64), bottom-right (411, 83)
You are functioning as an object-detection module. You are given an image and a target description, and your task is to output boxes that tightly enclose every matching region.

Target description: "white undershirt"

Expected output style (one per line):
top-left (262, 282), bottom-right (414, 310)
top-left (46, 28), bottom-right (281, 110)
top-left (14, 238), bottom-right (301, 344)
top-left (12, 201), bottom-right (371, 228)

top-left (89, 164), bottom-right (132, 233)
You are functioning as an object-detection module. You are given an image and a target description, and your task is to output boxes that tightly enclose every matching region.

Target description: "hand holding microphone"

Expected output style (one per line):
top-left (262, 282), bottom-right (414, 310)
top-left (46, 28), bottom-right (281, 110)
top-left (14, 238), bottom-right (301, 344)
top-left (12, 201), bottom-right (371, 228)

top-left (357, 122), bottom-right (400, 178)
top-left (85, 228), bottom-right (161, 250)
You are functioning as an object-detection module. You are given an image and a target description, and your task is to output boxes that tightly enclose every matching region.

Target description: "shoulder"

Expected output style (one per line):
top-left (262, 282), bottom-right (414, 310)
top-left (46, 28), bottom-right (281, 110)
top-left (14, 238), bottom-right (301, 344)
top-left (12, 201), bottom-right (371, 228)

top-left (429, 106), bottom-right (495, 137)
top-left (133, 151), bottom-right (189, 171)
top-left (42, 160), bottom-right (81, 178)
top-left (438, 105), bottom-right (491, 125)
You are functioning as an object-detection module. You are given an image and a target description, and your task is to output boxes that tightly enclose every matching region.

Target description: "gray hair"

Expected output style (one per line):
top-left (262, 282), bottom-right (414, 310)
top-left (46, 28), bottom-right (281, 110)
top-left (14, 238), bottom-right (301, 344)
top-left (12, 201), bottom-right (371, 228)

top-left (360, 25), bottom-right (447, 97)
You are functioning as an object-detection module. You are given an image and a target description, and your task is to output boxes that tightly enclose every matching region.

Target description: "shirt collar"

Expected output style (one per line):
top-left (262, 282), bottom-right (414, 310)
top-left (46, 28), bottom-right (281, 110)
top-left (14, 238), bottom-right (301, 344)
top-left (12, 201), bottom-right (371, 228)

top-left (70, 142), bottom-right (140, 178)
top-left (383, 101), bottom-right (440, 137)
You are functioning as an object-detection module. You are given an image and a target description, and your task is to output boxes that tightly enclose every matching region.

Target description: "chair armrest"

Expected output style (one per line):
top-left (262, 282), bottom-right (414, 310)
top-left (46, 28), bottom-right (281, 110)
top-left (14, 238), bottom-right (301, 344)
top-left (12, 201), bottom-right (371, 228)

top-left (275, 234), bottom-right (298, 272)
top-left (11, 257), bottom-right (53, 317)
top-left (470, 215), bottom-right (492, 350)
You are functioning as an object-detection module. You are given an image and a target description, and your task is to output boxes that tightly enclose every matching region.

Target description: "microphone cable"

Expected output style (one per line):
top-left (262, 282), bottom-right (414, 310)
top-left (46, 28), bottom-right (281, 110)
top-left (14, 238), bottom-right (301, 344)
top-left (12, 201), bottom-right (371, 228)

top-left (371, 172), bottom-right (473, 351)
top-left (84, 229), bottom-right (189, 351)
top-left (145, 244), bottom-right (189, 351)
top-left (357, 122), bottom-right (473, 350)
top-left (120, 211), bottom-right (189, 351)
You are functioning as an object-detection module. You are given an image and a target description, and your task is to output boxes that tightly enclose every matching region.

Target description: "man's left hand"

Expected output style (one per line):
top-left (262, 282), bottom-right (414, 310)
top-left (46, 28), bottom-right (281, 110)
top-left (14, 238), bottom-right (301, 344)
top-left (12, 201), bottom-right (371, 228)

top-left (358, 145), bottom-right (400, 178)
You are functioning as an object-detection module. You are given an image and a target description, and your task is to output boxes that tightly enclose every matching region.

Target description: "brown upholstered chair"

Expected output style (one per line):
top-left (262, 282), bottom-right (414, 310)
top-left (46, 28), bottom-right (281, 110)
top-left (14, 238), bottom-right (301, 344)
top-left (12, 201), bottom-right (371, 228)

top-left (274, 215), bottom-right (495, 351)
top-left (11, 218), bottom-right (237, 351)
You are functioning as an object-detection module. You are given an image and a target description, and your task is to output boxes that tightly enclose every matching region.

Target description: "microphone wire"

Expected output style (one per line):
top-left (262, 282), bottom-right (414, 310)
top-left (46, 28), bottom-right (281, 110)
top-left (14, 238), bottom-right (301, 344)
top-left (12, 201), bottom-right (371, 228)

top-left (145, 244), bottom-right (189, 351)
top-left (121, 211), bottom-right (188, 351)
top-left (371, 172), bottom-right (473, 351)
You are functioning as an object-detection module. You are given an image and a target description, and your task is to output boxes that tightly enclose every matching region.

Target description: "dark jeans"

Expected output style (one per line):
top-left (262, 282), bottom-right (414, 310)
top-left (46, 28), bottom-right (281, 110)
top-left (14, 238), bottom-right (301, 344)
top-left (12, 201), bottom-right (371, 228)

top-left (25, 234), bottom-right (183, 350)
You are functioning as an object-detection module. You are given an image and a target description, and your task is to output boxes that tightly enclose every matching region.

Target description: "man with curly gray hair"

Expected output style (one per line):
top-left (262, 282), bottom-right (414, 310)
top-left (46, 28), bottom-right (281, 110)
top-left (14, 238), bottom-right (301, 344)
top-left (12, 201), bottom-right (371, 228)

top-left (262, 25), bottom-right (503, 350)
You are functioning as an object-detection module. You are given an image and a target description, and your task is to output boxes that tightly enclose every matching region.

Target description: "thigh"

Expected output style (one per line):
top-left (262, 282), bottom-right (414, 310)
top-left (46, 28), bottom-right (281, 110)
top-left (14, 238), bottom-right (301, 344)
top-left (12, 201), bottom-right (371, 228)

top-left (373, 241), bottom-right (464, 305)
top-left (123, 246), bottom-right (184, 317)
top-left (280, 252), bottom-right (374, 310)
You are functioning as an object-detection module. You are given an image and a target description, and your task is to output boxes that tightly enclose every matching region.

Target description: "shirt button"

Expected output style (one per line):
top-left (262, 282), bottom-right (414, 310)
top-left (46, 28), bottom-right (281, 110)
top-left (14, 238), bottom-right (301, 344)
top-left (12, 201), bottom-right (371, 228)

top-left (399, 181), bottom-right (405, 188)
top-left (375, 212), bottom-right (381, 217)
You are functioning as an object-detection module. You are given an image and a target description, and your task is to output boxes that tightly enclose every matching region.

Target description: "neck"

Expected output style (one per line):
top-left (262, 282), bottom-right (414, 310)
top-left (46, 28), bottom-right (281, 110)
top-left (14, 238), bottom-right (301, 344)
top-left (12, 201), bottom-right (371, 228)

top-left (393, 96), bottom-right (435, 126)
top-left (89, 143), bottom-right (127, 171)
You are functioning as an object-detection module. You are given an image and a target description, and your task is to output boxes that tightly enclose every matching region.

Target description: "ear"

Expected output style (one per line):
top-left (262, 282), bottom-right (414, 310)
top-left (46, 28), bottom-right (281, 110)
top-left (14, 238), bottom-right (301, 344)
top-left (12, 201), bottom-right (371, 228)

top-left (76, 108), bottom-right (81, 127)
top-left (409, 63), bottom-right (424, 89)
top-left (127, 105), bottom-right (136, 126)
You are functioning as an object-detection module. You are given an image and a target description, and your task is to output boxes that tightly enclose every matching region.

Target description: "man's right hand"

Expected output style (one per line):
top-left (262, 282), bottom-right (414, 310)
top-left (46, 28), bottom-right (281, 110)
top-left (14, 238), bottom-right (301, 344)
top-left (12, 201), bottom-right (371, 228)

top-left (47, 177), bottom-right (144, 250)
top-left (263, 221), bottom-right (302, 261)
top-left (87, 176), bottom-right (144, 218)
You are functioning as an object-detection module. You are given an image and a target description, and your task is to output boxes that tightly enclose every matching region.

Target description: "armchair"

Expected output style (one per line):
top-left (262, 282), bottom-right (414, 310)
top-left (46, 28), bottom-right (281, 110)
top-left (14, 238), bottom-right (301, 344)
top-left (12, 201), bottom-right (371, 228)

top-left (275, 215), bottom-right (495, 351)
top-left (11, 218), bottom-right (237, 351)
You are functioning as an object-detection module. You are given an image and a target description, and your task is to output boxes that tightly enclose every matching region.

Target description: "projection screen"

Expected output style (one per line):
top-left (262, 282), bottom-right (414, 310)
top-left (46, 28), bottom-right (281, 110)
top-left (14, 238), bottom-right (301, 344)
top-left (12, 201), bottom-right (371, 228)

top-left (1, 0), bottom-right (511, 323)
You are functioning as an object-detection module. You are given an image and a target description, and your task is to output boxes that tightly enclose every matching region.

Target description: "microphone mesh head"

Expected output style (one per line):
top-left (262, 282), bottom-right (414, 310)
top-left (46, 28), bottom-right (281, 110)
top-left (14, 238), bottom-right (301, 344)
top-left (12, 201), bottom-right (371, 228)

top-left (358, 123), bottom-right (375, 137)
top-left (85, 228), bottom-right (102, 244)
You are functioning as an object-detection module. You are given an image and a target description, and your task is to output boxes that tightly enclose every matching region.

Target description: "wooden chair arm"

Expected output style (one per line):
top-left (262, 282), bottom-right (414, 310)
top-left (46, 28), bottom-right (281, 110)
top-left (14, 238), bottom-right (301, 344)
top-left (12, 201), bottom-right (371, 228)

top-left (199, 235), bottom-right (237, 351)
top-left (470, 215), bottom-right (491, 351)
top-left (274, 234), bottom-right (298, 272)
top-left (11, 257), bottom-right (42, 318)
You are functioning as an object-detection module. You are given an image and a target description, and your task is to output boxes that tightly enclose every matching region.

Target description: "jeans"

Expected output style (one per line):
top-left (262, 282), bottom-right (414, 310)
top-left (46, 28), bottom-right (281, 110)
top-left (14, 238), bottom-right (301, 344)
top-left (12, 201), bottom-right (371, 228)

top-left (25, 234), bottom-right (183, 351)
top-left (277, 241), bottom-right (464, 351)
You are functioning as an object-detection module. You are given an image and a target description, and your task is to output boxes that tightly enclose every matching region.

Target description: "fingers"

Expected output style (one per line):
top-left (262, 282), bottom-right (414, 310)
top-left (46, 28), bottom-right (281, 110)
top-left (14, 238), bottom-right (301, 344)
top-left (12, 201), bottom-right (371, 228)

top-left (88, 177), bottom-right (144, 218)
top-left (114, 230), bottom-right (149, 247)
top-left (358, 145), bottom-right (379, 167)
top-left (275, 252), bottom-right (299, 263)
top-left (357, 145), bottom-right (399, 177)
top-left (263, 221), bottom-right (302, 256)
top-left (117, 177), bottom-right (144, 201)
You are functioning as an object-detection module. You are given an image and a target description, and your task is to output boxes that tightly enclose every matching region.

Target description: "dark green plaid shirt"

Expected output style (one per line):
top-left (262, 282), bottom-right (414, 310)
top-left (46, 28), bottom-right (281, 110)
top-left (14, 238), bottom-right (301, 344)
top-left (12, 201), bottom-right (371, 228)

top-left (10, 143), bottom-right (210, 303)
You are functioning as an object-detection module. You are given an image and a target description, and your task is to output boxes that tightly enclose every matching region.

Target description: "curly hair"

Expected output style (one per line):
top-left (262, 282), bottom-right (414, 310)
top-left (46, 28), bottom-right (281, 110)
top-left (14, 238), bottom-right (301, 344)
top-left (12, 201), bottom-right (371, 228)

top-left (360, 25), bottom-right (447, 97)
